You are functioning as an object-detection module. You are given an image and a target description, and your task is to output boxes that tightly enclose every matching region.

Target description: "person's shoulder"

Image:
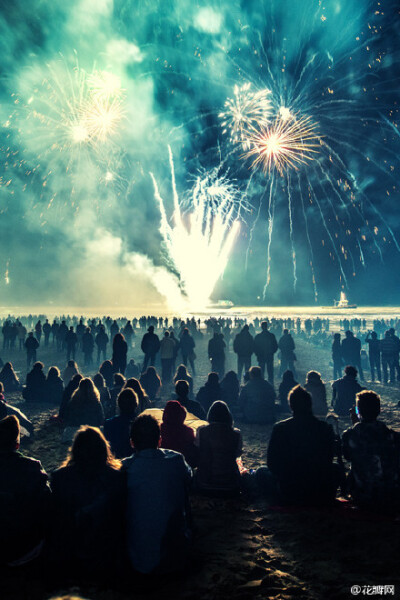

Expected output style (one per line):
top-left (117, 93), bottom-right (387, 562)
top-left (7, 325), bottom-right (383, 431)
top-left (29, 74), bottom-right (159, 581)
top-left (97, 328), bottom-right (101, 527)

top-left (272, 416), bottom-right (293, 430)
top-left (15, 452), bottom-right (45, 472)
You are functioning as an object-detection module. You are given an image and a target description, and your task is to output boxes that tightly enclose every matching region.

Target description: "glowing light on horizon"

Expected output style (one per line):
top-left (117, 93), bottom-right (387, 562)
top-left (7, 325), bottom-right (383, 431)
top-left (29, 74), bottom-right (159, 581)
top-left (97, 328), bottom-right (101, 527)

top-left (151, 149), bottom-right (241, 308)
top-left (219, 83), bottom-right (272, 149)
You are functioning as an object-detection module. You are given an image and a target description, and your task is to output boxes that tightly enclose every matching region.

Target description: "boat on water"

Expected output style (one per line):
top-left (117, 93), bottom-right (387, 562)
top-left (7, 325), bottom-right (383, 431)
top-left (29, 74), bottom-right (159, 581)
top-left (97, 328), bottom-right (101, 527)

top-left (207, 300), bottom-right (234, 309)
top-left (333, 292), bottom-right (357, 309)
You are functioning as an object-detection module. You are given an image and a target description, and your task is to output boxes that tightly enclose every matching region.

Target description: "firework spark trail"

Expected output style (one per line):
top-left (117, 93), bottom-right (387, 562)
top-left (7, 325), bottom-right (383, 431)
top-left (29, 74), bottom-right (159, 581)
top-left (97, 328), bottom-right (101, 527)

top-left (152, 151), bottom-right (241, 307)
top-left (306, 173), bottom-right (349, 288)
top-left (317, 162), bottom-right (382, 265)
top-left (356, 238), bottom-right (366, 268)
top-left (263, 172), bottom-right (275, 299)
top-left (286, 171), bottom-right (297, 291)
top-left (297, 172), bottom-right (318, 302)
top-left (322, 139), bottom-right (400, 255)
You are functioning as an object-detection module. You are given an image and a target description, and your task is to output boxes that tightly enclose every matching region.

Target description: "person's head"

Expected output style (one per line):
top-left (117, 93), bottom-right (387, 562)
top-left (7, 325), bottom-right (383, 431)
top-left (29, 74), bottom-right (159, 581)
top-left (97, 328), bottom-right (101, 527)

top-left (117, 388), bottom-right (138, 417)
top-left (148, 325), bottom-right (154, 333)
top-left (162, 400), bottom-right (187, 426)
top-left (389, 327), bottom-right (395, 336)
top-left (100, 360), bottom-right (113, 373)
top-left (77, 377), bottom-right (99, 400)
top-left (333, 333), bottom-right (341, 341)
top-left (384, 330), bottom-right (391, 339)
top-left (356, 390), bottom-right (380, 422)
top-left (33, 361), bottom-right (44, 372)
top-left (144, 366), bottom-right (159, 380)
top-left (130, 414), bottom-right (160, 451)
top-left (113, 332), bottom-right (125, 345)
top-left (183, 327), bottom-right (189, 336)
top-left (306, 370), bottom-right (322, 384)
top-left (371, 331), bottom-right (377, 339)
top-left (206, 372), bottom-right (220, 387)
top-left (3, 362), bottom-right (13, 373)
top-left (242, 324), bottom-right (249, 332)
top-left (207, 401), bottom-right (233, 427)
top-left (288, 385), bottom-right (313, 416)
top-left (0, 415), bottom-right (20, 452)
top-left (63, 426), bottom-right (119, 470)
top-left (249, 366), bottom-right (262, 380)
top-left (344, 365), bottom-right (358, 378)
top-left (47, 366), bottom-right (60, 380)
top-left (113, 373), bottom-right (126, 387)
top-left (164, 331), bottom-right (170, 338)
top-left (261, 321), bottom-right (269, 331)
top-left (69, 372), bottom-right (83, 389)
top-left (175, 379), bottom-right (189, 400)
top-left (93, 372), bottom-right (106, 390)
top-left (222, 370), bottom-right (238, 385)
top-left (124, 377), bottom-right (146, 399)
top-left (69, 326), bottom-right (73, 332)
top-left (345, 330), bottom-right (353, 338)
top-left (281, 369), bottom-right (295, 383)
top-left (175, 364), bottom-right (189, 379)
top-left (67, 360), bottom-right (77, 369)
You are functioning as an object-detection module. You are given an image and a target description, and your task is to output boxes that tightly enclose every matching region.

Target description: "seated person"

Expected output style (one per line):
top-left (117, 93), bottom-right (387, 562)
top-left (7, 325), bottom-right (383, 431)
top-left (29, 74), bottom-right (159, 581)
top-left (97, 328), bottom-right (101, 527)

top-left (58, 373), bottom-right (83, 422)
top-left (140, 366), bottom-right (162, 403)
top-left (0, 415), bottom-right (51, 565)
top-left (257, 385), bottom-right (338, 506)
top-left (195, 401), bottom-right (242, 497)
top-left (0, 383), bottom-right (34, 437)
top-left (44, 366), bottom-right (64, 405)
top-left (22, 362), bottom-right (46, 403)
top-left (332, 365), bottom-right (364, 417)
top-left (110, 373), bottom-right (126, 416)
top-left (278, 370), bottom-right (298, 412)
top-left (93, 373), bottom-right (113, 419)
top-left (173, 364), bottom-right (194, 397)
top-left (239, 366), bottom-right (276, 424)
top-left (99, 360), bottom-right (114, 389)
top-left (104, 388), bottom-right (138, 459)
top-left (123, 414), bottom-right (192, 574)
top-left (64, 378), bottom-right (104, 429)
top-left (125, 359), bottom-right (140, 379)
top-left (123, 378), bottom-right (150, 414)
top-left (304, 370), bottom-right (328, 416)
top-left (196, 372), bottom-right (222, 415)
top-left (220, 370), bottom-right (240, 414)
top-left (161, 400), bottom-right (198, 468)
top-left (175, 380), bottom-right (205, 420)
top-left (62, 360), bottom-right (79, 386)
top-left (50, 426), bottom-right (125, 574)
top-left (0, 362), bottom-right (20, 392)
top-left (342, 390), bottom-right (400, 512)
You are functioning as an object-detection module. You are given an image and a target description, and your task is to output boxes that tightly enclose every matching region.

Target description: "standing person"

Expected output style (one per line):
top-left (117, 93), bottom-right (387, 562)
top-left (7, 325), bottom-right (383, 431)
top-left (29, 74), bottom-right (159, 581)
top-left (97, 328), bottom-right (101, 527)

top-left (332, 366), bottom-right (364, 417)
top-left (332, 333), bottom-right (343, 380)
top-left (82, 327), bottom-right (94, 368)
top-left (365, 331), bottom-right (381, 382)
top-left (278, 329), bottom-right (297, 377)
top-left (388, 328), bottom-right (400, 381)
top-left (253, 321), bottom-right (278, 384)
top-left (180, 328), bottom-right (196, 375)
top-left (112, 333), bottom-right (128, 376)
top-left (65, 326), bottom-right (78, 362)
top-left (122, 414), bottom-right (192, 575)
top-left (95, 325), bottom-right (109, 364)
top-left (341, 330), bottom-right (364, 380)
top-left (24, 332), bottom-right (39, 369)
top-left (380, 330), bottom-right (397, 384)
top-left (34, 320), bottom-right (42, 344)
top-left (0, 415), bottom-right (51, 565)
top-left (233, 325), bottom-right (254, 380)
top-left (43, 319), bottom-right (51, 347)
top-left (208, 332), bottom-right (226, 379)
top-left (141, 325), bottom-right (160, 372)
top-left (122, 320), bottom-right (134, 348)
top-left (160, 331), bottom-right (176, 383)
top-left (17, 321), bottom-right (27, 351)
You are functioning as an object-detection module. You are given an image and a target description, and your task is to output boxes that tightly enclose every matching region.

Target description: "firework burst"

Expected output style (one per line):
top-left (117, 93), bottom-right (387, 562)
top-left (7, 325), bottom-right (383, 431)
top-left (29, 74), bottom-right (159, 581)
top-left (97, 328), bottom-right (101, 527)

top-left (219, 83), bottom-right (272, 149)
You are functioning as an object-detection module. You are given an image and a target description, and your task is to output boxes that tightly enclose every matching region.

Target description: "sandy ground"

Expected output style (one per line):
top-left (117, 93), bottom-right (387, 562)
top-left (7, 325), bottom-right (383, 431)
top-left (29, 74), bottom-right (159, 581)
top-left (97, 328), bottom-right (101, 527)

top-left (2, 331), bottom-right (400, 600)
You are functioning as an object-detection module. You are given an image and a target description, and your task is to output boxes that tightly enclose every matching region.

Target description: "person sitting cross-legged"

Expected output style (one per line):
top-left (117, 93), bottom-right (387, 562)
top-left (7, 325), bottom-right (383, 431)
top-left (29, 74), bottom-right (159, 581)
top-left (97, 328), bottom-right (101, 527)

top-left (256, 385), bottom-right (339, 506)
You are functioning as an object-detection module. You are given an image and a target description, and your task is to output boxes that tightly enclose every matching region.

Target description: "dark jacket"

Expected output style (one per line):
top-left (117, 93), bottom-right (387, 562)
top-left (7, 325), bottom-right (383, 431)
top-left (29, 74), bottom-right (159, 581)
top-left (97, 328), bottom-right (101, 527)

top-left (233, 330), bottom-right (254, 357)
top-left (254, 330), bottom-right (278, 360)
top-left (196, 423), bottom-right (242, 491)
top-left (104, 415), bottom-right (134, 459)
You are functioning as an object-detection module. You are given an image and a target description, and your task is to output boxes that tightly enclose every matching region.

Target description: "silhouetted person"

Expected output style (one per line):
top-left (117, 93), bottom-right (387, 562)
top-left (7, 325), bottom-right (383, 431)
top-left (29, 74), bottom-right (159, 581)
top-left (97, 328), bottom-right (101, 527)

top-left (173, 364), bottom-right (193, 397)
top-left (278, 329), bottom-right (296, 377)
top-left (160, 330), bottom-right (175, 382)
top-left (23, 361), bottom-right (46, 403)
top-left (65, 326), bottom-right (78, 361)
top-left (44, 366), bottom-right (64, 405)
top-left (342, 390), bottom-right (400, 512)
top-left (122, 414), bottom-right (192, 574)
top-left (112, 332), bottom-right (128, 375)
top-left (104, 388), bottom-right (138, 459)
top-left (100, 359), bottom-right (114, 388)
top-left (341, 330), bottom-right (363, 380)
top-left (257, 386), bottom-right (338, 506)
top-left (304, 370), bottom-right (328, 416)
top-left (93, 372), bottom-right (113, 419)
top-left (196, 372), bottom-right (222, 415)
top-left (124, 377), bottom-right (150, 414)
top-left (254, 321), bottom-right (278, 384)
top-left (0, 362), bottom-right (20, 392)
top-left (95, 325), bottom-right (109, 364)
top-left (63, 360), bottom-right (79, 386)
top-left (25, 332), bottom-right (39, 368)
top-left (140, 366), bottom-right (162, 403)
top-left (233, 325), bottom-right (254, 379)
top-left (179, 328), bottom-right (196, 374)
top-left (141, 325), bottom-right (160, 371)
top-left (175, 379), bottom-right (205, 420)
top-left (278, 370), bottom-right (298, 412)
top-left (59, 373), bottom-right (83, 422)
top-left (64, 378), bottom-right (104, 430)
top-left (239, 365), bottom-right (276, 424)
top-left (82, 327), bottom-right (94, 367)
top-left (125, 359), bottom-right (140, 379)
top-left (208, 332), bottom-right (226, 379)
top-left (220, 370), bottom-right (240, 414)
top-left (0, 415), bottom-right (51, 565)
top-left (365, 331), bottom-right (381, 382)
top-left (161, 400), bottom-right (197, 468)
top-left (332, 365), bottom-right (364, 417)
top-left (332, 333), bottom-right (343, 380)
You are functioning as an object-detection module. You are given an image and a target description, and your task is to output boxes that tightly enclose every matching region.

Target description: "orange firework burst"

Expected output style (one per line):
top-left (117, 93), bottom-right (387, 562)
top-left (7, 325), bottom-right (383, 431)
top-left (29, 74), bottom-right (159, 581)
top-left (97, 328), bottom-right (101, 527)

top-left (245, 113), bottom-right (320, 174)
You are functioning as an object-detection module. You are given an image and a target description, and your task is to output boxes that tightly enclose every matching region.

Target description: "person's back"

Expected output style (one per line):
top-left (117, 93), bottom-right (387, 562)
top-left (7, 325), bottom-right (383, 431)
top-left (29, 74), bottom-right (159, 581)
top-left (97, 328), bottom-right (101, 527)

top-left (304, 371), bottom-right (327, 416)
top-left (175, 379), bottom-right (205, 420)
top-left (104, 389), bottom-right (138, 459)
top-left (267, 386), bottom-right (336, 506)
top-left (239, 366), bottom-right (276, 424)
top-left (123, 414), bottom-right (192, 574)
top-left (161, 400), bottom-right (197, 467)
top-left (196, 373), bottom-right (222, 414)
top-left (0, 416), bottom-right (51, 564)
top-left (332, 366), bottom-right (363, 416)
top-left (342, 391), bottom-right (400, 512)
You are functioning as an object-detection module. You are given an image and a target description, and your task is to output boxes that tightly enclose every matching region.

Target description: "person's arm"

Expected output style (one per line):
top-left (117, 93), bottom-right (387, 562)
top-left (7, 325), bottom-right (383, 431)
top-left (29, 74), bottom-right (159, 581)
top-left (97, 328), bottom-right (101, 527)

top-left (7, 404), bottom-right (34, 435)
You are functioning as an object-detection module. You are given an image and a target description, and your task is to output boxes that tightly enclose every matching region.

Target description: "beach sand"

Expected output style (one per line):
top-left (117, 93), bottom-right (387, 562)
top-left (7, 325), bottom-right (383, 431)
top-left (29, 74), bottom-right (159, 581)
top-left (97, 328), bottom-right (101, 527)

top-left (2, 331), bottom-right (400, 600)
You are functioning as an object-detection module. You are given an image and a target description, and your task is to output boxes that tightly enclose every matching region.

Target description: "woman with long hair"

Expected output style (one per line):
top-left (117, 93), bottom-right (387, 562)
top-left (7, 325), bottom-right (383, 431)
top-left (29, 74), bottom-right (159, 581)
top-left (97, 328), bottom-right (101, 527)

top-left (44, 366), bottom-right (64, 405)
top-left (123, 377), bottom-right (150, 413)
top-left (50, 426), bottom-right (125, 574)
top-left (304, 370), bottom-right (328, 416)
top-left (140, 366), bottom-right (162, 403)
top-left (173, 364), bottom-right (193, 396)
top-left (93, 372), bottom-right (113, 419)
top-left (64, 377), bottom-right (104, 429)
top-left (0, 362), bottom-right (20, 392)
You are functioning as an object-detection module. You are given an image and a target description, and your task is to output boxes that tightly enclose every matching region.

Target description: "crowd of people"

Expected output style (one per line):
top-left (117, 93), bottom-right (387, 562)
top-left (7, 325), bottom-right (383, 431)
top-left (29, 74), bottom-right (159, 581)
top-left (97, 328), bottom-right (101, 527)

top-left (0, 312), bottom-right (400, 583)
